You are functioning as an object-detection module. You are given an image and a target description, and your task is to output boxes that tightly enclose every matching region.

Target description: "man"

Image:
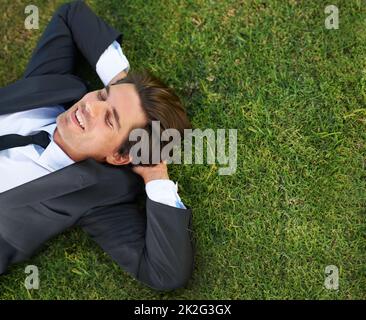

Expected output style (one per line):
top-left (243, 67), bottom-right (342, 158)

top-left (0, 0), bottom-right (194, 291)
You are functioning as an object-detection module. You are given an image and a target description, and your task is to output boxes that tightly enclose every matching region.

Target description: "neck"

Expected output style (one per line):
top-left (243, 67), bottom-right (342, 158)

top-left (53, 128), bottom-right (84, 162)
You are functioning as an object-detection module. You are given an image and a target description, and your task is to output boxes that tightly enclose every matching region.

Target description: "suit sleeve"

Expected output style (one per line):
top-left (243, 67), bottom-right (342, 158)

top-left (77, 198), bottom-right (194, 291)
top-left (24, 0), bottom-right (121, 78)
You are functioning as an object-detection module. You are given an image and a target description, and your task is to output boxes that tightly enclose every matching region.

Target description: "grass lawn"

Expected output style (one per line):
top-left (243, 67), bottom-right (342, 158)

top-left (0, 0), bottom-right (365, 299)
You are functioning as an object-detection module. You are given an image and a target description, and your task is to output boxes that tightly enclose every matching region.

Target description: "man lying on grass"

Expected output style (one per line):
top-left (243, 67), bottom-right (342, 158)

top-left (0, 0), bottom-right (194, 291)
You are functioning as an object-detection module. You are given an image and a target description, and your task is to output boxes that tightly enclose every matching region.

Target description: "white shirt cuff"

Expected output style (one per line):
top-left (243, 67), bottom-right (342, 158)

top-left (96, 40), bottom-right (130, 86)
top-left (145, 179), bottom-right (186, 209)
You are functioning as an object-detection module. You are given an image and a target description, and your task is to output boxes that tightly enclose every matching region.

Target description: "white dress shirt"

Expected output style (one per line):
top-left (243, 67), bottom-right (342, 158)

top-left (0, 41), bottom-right (185, 209)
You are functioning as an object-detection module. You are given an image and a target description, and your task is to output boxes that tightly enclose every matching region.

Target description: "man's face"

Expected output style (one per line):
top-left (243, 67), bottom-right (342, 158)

top-left (54, 83), bottom-right (147, 165)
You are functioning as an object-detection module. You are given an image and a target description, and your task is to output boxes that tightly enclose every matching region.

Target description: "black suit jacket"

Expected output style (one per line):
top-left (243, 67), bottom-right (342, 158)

top-left (0, 1), bottom-right (194, 291)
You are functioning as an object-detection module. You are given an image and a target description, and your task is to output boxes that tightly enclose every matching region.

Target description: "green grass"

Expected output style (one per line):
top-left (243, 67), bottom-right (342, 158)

top-left (0, 0), bottom-right (365, 299)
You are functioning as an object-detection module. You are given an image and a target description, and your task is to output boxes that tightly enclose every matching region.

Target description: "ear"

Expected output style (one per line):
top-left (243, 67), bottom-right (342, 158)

top-left (105, 152), bottom-right (132, 166)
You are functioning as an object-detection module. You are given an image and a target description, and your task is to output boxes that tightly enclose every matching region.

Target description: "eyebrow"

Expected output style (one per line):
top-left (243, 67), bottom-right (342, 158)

top-left (104, 85), bottom-right (121, 130)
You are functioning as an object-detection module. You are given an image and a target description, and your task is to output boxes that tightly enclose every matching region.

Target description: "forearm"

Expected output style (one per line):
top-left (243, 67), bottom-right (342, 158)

top-left (80, 199), bottom-right (194, 291)
top-left (57, 1), bottom-right (122, 69)
top-left (138, 198), bottom-right (194, 290)
top-left (96, 40), bottom-right (130, 86)
top-left (146, 179), bottom-right (186, 209)
top-left (132, 163), bottom-right (187, 209)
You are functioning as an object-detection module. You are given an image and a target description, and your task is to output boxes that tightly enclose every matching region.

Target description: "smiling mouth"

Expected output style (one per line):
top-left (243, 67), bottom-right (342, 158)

top-left (73, 108), bottom-right (85, 130)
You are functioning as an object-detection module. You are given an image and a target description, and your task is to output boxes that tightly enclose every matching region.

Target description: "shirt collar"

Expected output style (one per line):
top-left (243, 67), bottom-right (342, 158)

top-left (36, 123), bottom-right (75, 171)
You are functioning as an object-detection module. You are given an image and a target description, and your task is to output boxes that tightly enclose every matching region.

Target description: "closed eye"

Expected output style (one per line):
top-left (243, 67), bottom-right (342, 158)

top-left (105, 111), bottom-right (113, 129)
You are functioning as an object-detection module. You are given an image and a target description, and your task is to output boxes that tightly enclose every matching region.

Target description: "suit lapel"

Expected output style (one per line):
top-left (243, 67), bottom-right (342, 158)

top-left (0, 159), bottom-right (106, 209)
top-left (0, 74), bottom-right (87, 115)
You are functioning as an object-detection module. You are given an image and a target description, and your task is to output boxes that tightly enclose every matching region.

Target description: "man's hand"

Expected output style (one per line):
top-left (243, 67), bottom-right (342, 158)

top-left (108, 70), bottom-right (128, 86)
top-left (131, 162), bottom-right (169, 184)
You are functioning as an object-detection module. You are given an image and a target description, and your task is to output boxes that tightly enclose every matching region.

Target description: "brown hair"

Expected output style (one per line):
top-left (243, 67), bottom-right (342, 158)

top-left (112, 70), bottom-right (191, 165)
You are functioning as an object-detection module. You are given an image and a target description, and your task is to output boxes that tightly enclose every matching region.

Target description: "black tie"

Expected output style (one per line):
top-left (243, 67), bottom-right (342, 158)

top-left (0, 131), bottom-right (51, 151)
